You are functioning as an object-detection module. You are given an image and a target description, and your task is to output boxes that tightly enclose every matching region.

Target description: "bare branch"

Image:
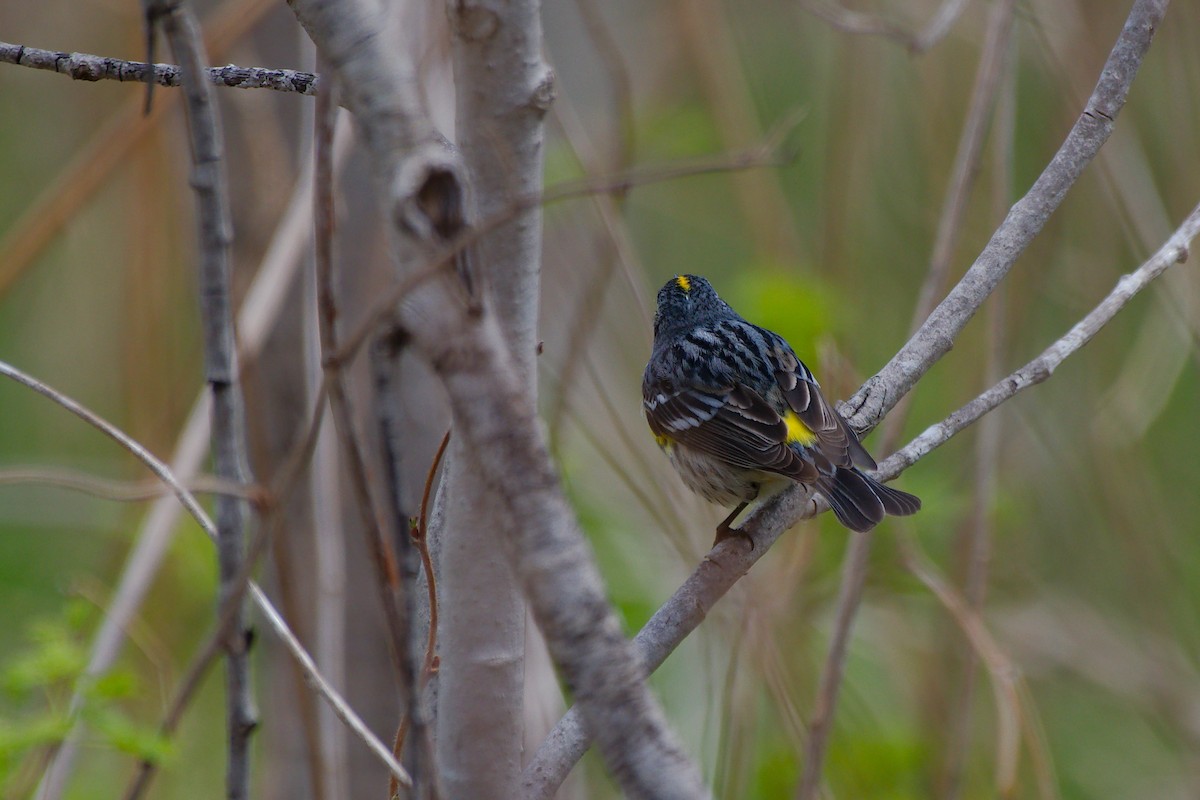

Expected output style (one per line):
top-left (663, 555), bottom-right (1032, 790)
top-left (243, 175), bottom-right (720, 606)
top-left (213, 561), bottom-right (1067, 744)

top-left (36, 110), bottom-right (353, 800)
top-left (524, 192), bottom-right (1199, 796)
top-left (801, 3), bottom-right (1018, 795)
top-left (0, 0), bottom-right (280, 305)
top-left (794, 530), bottom-right (870, 800)
top-left (0, 359), bottom-right (412, 791)
top-left (842, 0), bottom-right (1170, 435)
top-left (288, 0), bottom-right (709, 794)
top-left (0, 40), bottom-right (319, 95)
top-left (879, 0), bottom-right (1019, 450)
top-left (0, 467), bottom-right (254, 502)
top-left (311, 73), bottom-right (411, 686)
top-left (151, 3), bottom-right (257, 794)
top-left (878, 200), bottom-right (1200, 481)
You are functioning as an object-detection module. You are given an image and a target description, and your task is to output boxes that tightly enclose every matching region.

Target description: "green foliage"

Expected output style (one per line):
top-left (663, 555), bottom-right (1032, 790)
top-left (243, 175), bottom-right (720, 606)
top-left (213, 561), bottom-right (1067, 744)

top-left (0, 603), bottom-right (173, 793)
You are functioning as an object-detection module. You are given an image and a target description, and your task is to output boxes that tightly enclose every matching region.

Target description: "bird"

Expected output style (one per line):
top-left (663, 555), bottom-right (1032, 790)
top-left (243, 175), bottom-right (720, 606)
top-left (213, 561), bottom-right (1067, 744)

top-left (642, 274), bottom-right (920, 544)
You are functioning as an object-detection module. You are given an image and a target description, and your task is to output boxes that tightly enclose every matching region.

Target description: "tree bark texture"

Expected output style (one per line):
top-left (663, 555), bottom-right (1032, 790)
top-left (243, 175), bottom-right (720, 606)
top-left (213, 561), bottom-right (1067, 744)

top-left (430, 0), bottom-right (554, 795)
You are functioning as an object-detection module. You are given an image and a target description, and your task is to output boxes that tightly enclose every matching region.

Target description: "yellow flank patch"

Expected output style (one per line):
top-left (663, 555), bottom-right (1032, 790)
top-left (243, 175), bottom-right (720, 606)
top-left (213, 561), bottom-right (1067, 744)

top-left (675, 275), bottom-right (691, 292)
top-left (654, 433), bottom-right (672, 449)
top-left (783, 411), bottom-right (818, 446)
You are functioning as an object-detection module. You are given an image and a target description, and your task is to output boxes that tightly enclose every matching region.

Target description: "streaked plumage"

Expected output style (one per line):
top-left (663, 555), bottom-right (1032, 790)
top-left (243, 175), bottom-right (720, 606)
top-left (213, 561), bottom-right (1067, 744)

top-left (643, 274), bottom-right (920, 537)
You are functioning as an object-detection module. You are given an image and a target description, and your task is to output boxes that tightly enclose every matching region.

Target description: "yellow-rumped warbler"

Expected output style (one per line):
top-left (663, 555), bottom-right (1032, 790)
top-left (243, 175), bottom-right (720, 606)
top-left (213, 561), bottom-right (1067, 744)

top-left (643, 274), bottom-right (920, 541)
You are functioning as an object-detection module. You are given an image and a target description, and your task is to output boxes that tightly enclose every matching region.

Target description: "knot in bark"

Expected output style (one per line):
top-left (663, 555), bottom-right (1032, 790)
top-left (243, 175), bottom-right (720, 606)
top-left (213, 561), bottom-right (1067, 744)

top-left (528, 67), bottom-right (556, 114)
top-left (452, 2), bottom-right (500, 41)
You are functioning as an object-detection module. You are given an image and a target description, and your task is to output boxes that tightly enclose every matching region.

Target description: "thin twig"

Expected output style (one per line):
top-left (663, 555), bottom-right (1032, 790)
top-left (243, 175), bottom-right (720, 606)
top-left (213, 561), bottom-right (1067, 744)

top-left (151, 3), bottom-right (257, 795)
top-left (387, 428), bottom-right (449, 800)
top-left (332, 120), bottom-right (801, 369)
top-left (878, 0), bottom-right (1019, 451)
top-left (842, 0), bottom-right (1170, 435)
top-left (370, 330), bottom-right (436, 799)
top-left (0, 40), bottom-right (319, 95)
top-left (0, 359), bottom-right (412, 790)
top-left (0, 0), bottom-right (279, 303)
top-left (0, 467), bottom-right (256, 503)
top-left (123, 383), bottom-right (330, 800)
top-left (311, 70), bottom-right (410, 685)
top-left (417, 431), bottom-right (447, 680)
top-left (36, 91), bottom-right (352, 800)
top-left (878, 199), bottom-right (1200, 481)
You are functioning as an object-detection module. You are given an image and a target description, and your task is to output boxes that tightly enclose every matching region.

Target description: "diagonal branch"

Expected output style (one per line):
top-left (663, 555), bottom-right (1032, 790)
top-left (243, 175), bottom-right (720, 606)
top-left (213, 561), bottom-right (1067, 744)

top-left (522, 3), bottom-right (1174, 789)
top-left (0, 359), bottom-right (412, 791)
top-left (0, 40), bottom-right (319, 95)
top-left (841, 0), bottom-right (1169, 435)
top-left (288, 0), bottom-right (709, 796)
top-left (877, 200), bottom-right (1199, 481)
top-left (799, 3), bottom-right (1019, 796)
top-left (521, 195), bottom-right (1200, 797)
top-left (34, 108), bottom-right (354, 800)
top-left (0, 359), bottom-right (412, 790)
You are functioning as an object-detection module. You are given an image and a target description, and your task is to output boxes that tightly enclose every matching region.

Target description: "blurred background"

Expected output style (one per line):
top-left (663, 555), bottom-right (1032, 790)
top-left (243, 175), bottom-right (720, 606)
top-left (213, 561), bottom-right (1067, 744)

top-left (2, 0), bottom-right (1199, 798)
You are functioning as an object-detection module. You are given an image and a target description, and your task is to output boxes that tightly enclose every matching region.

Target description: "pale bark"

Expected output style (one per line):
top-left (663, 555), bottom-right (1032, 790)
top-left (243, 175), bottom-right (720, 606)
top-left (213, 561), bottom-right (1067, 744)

top-left (287, 0), bottom-right (709, 795)
top-left (841, 0), bottom-right (1169, 435)
top-left (428, 0), bottom-right (553, 794)
top-left (522, 3), bottom-right (1171, 793)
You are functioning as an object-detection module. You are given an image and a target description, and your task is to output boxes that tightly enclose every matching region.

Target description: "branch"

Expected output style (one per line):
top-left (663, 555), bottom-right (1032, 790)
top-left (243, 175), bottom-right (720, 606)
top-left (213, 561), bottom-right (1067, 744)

top-left (521, 4), bottom-right (1177, 786)
top-left (0, 467), bottom-right (255, 502)
top-left (877, 200), bottom-right (1199, 481)
top-left (287, 0), bottom-right (709, 795)
top-left (796, 0), bottom-right (969, 53)
top-left (841, 0), bottom-right (1169, 435)
top-left (124, 382), bottom-right (330, 800)
top-left (0, 359), bottom-right (412, 791)
top-left (35, 109), bottom-right (353, 800)
top-left (522, 195), bottom-right (1199, 798)
top-left (0, 40), bottom-right (319, 95)
top-left (150, 3), bottom-right (256, 796)
top-left (430, 0), bottom-right (552, 794)
top-left (0, 0), bottom-right (284, 302)
top-left (800, 2), bottom-right (1018, 795)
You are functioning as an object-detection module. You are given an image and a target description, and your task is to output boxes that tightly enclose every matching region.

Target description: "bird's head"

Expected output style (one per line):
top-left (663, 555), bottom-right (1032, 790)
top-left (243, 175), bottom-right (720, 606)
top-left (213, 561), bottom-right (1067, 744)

top-left (653, 274), bottom-right (729, 337)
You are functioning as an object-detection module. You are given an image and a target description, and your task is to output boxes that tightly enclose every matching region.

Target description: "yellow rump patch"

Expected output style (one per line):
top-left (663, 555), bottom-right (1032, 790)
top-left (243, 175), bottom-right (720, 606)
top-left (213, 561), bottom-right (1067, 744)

top-left (675, 275), bottom-right (692, 292)
top-left (783, 411), bottom-right (818, 446)
top-left (654, 433), bottom-right (672, 450)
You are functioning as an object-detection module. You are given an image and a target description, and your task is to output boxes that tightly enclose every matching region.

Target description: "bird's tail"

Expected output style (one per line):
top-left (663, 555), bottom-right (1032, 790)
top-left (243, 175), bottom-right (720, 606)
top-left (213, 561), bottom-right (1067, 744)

top-left (823, 467), bottom-right (921, 533)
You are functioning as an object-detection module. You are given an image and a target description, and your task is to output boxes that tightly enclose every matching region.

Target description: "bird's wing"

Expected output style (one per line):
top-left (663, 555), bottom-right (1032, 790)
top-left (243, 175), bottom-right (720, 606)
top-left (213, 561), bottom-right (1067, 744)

top-left (767, 339), bottom-right (877, 471)
top-left (644, 380), bottom-right (821, 483)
